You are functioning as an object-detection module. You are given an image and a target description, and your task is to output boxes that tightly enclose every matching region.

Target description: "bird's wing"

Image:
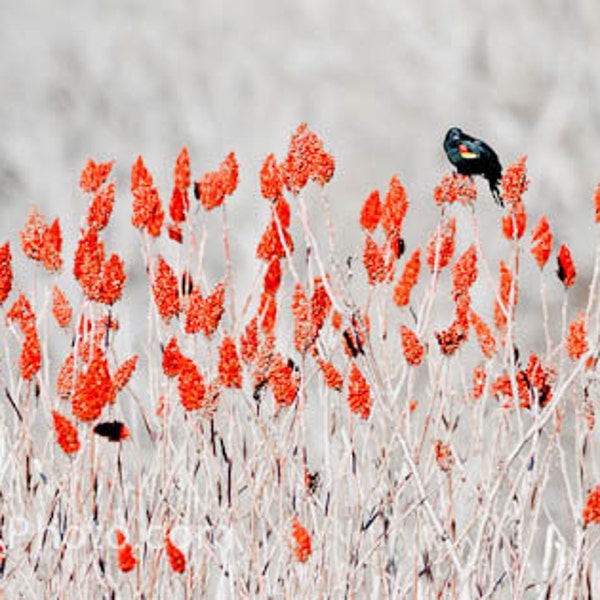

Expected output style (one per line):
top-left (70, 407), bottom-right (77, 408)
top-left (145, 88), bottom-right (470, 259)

top-left (475, 140), bottom-right (502, 175)
top-left (477, 140), bottom-right (500, 162)
top-left (458, 138), bottom-right (500, 163)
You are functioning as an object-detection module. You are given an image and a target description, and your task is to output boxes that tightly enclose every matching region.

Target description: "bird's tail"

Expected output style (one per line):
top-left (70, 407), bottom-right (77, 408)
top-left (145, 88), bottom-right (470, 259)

top-left (490, 180), bottom-right (504, 207)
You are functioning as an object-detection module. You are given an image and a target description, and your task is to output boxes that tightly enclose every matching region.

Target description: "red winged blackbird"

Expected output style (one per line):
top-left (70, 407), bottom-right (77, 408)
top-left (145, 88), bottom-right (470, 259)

top-left (93, 421), bottom-right (130, 442)
top-left (443, 127), bottom-right (503, 206)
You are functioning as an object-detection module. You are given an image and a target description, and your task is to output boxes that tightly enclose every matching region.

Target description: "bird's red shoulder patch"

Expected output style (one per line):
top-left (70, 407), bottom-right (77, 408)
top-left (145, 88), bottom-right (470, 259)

top-left (459, 144), bottom-right (478, 159)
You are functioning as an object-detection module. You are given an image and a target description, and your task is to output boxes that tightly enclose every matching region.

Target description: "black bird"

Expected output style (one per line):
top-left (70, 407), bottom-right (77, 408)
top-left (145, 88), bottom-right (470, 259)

top-left (443, 127), bottom-right (503, 206)
top-left (93, 420), bottom-right (130, 442)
